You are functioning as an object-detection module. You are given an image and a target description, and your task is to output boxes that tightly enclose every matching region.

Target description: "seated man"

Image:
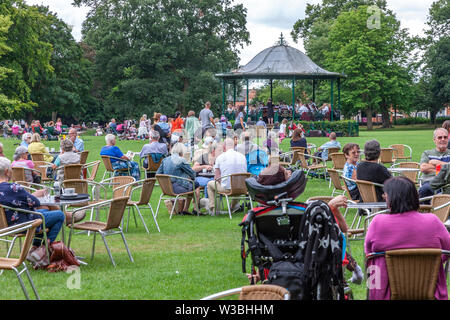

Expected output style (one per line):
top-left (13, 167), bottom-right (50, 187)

top-left (313, 132), bottom-right (341, 161)
top-left (419, 128), bottom-right (450, 199)
top-left (257, 156), bottom-right (291, 186)
top-left (207, 138), bottom-right (247, 215)
top-left (356, 140), bottom-right (391, 202)
top-left (139, 130), bottom-right (168, 172)
top-left (67, 128), bottom-right (84, 152)
top-left (52, 139), bottom-right (81, 181)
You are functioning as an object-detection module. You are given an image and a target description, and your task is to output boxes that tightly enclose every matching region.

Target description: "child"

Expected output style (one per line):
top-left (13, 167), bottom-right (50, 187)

top-left (220, 115), bottom-right (228, 138)
top-left (95, 126), bottom-right (104, 136)
top-left (288, 121), bottom-right (297, 138)
top-left (279, 119), bottom-right (288, 143)
top-left (129, 124), bottom-right (137, 140)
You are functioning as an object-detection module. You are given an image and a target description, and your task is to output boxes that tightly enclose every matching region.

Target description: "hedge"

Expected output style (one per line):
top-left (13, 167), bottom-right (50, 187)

top-left (297, 120), bottom-right (359, 137)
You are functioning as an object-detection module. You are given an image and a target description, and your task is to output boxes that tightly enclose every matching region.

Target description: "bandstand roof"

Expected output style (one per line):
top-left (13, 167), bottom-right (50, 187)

top-left (216, 35), bottom-right (345, 81)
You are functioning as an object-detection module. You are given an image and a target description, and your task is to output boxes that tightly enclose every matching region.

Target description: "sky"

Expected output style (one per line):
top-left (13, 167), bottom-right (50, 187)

top-left (24, 0), bottom-right (435, 66)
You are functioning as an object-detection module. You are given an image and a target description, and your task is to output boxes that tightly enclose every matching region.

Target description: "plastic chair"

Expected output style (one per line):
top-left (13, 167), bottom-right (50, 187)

top-left (365, 248), bottom-right (450, 300)
top-left (0, 219), bottom-right (42, 300)
top-left (213, 173), bottom-right (253, 219)
top-left (155, 174), bottom-right (198, 219)
top-left (201, 284), bottom-right (290, 300)
top-left (67, 197), bottom-right (134, 267)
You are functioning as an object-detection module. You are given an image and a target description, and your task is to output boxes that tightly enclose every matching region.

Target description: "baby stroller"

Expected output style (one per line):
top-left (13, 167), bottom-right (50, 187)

top-left (240, 170), bottom-right (349, 300)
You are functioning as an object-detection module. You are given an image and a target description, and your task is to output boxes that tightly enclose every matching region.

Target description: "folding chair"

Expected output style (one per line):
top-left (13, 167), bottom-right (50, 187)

top-left (0, 219), bottom-right (42, 300)
top-left (155, 174), bottom-right (198, 219)
top-left (67, 197), bottom-right (134, 267)
top-left (213, 173), bottom-right (253, 219)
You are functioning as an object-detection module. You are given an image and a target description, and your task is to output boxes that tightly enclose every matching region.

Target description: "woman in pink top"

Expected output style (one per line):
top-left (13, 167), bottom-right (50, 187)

top-left (11, 146), bottom-right (36, 183)
top-left (365, 176), bottom-right (450, 300)
top-left (56, 118), bottom-right (62, 134)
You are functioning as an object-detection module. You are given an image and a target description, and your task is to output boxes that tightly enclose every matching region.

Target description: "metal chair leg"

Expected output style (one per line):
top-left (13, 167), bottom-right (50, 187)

top-left (134, 204), bottom-right (150, 234)
top-left (148, 204), bottom-right (160, 232)
top-left (224, 194), bottom-right (232, 219)
top-left (155, 195), bottom-right (163, 218)
top-left (13, 266), bottom-right (30, 300)
top-left (24, 263), bottom-right (40, 300)
top-left (120, 229), bottom-right (134, 263)
top-left (91, 232), bottom-right (97, 260)
top-left (100, 232), bottom-right (116, 267)
top-left (170, 196), bottom-right (180, 219)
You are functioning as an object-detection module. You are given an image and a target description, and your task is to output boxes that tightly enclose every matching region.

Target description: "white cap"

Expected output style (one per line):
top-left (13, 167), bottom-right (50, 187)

top-left (202, 136), bottom-right (214, 149)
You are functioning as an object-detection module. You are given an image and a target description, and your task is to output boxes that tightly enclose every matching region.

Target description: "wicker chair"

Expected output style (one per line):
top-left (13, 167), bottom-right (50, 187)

top-left (419, 194), bottom-right (450, 223)
top-left (67, 197), bottom-right (134, 267)
top-left (60, 163), bottom-right (83, 181)
top-left (389, 144), bottom-right (412, 163)
top-left (365, 248), bottom-right (450, 300)
top-left (101, 155), bottom-right (131, 181)
top-left (30, 161), bottom-right (54, 185)
top-left (279, 150), bottom-right (301, 168)
top-left (30, 153), bottom-right (45, 162)
top-left (143, 153), bottom-right (164, 178)
top-left (327, 168), bottom-right (346, 197)
top-left (330, 152), bottom-right (346, 170)
top-left (120, 178), bottom-right (160, 234)
top-left (213, 173), bottom-right (253, 219)
top-left (155, 174), bottom-right (198, 219)
top-left (0, 219), bottom-right (42, 300)
top-left (79, 150), bottom-right (89, 165)
top-left (201, 284), bottom-right (290, 300)
top-left (11, 167), bottom-right (41, 184)
top-left (390, 162), bottom-right (420, 185)
top-left (379, 148), bottom-right (394, 166)
top-left (326, 147), bottom-right (341, 161)
top-left (83, 160), bottom-right (101, 182)
top-left (297, 152), bottom-right (327, 181)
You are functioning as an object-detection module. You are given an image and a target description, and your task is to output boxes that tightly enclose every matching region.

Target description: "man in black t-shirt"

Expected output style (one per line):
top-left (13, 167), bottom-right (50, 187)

top-left (356, 140), bottom-right (392, 202)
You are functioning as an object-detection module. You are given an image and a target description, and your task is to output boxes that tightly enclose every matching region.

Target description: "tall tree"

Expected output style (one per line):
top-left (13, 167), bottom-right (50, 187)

top-left (0, 0), bottom-right (53, 118)
top-left (0, 14), bottom-right (18, 114)
top-left (324, 5), bottom-right (415, 130)
top-left (73, 0), bottom-right (250, 120)
top-left (30, 6), bottom-right (97, 124)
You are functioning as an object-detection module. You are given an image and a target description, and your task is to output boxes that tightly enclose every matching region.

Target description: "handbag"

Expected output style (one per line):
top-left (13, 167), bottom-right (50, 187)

top-left (47, 241), bottom-right (80, 272)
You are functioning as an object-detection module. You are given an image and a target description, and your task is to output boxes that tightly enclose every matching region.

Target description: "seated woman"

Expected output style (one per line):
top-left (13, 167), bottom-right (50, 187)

top-left (51, 139), bottom-right (81, 181)
top-left (0, 157), bottom-right (65, 263)
top-left (100, 134), bottom-right (141, 181)
top-left (290, 128), bottom-right (308, 153)
top-left (365, 176), bottom-right (450, 300)
top-left (192, 136), bottom-right (216, 202)
top-left (342, 143), bottom-right (361, 201)
top-left (11, 146), bottom-right (40, 184)
top-left (156, 143), bottom-right (200, 215)
top-left (20, 132), bottom-right (32, 149)
top-left (27, 133), bottom-right (53, 163)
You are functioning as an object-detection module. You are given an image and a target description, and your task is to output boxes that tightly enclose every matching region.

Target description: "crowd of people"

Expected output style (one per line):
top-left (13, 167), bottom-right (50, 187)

top-left (0, 105), bottom-right (449, 300)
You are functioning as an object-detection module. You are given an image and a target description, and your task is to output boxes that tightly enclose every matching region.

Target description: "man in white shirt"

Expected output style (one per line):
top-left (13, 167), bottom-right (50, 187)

top-left (207, 138), bottom-right (247, 215)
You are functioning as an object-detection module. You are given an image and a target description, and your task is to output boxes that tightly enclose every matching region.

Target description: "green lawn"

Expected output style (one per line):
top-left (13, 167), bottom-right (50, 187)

top-left (0, 128), bottom-right (444, 299)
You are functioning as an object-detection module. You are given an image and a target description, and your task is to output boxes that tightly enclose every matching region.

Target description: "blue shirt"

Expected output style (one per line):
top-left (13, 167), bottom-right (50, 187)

top-left (320, 140), bottom-right (341, 160)
top-left (343, 162), bottom-right (358, 191)
top-left (100, 145), bottom-right (124, 163)
top-left (139, 141), bottom-right (168, 158)
top-left (20, 141), bottom-right (29, 149)
top-left (73, 137), bottom-right (84, 152)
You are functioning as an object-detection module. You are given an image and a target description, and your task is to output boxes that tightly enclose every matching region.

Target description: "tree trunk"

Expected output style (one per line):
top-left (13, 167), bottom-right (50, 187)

top-left (366, 107), bottom-right (373, 131)
top-left (381, 108), bottom-right (391, 128)
top-left (52, 111), bottom-right (57, 122)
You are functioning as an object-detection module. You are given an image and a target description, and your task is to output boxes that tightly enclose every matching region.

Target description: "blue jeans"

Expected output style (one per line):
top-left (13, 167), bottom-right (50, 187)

top-left (195, 176), bottom-right (213, 198)
top-left (34, 209), bottom-right (65, 246)
top-left (112, 160), bottom-right (141, 181)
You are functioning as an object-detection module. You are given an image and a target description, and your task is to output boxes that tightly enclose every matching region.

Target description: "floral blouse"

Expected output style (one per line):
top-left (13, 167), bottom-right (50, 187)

top-left (0, 182), bottom-right (41, 226)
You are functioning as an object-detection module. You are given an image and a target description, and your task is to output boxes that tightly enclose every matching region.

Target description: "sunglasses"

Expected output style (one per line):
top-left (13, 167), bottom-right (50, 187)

top-left (436, 136), bottom-right (448, 140)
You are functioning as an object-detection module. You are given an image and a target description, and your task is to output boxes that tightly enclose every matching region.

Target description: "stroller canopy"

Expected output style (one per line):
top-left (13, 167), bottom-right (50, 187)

top-left (245, 169), bottom-right (307, 204)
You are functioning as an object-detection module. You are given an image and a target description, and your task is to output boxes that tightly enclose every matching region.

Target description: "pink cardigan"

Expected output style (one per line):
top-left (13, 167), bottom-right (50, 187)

top-left (365, 211), bottom-right (450, 300)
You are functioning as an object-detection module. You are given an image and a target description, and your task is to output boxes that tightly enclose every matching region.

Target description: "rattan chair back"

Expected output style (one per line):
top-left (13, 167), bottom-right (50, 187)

top-left (112, 176), bottom-right (135, 198)
top-left (32, 161), bottom-right (52, 183)
top-left (306, 196), bottom-right (333, 203)
top-left (105, 196), bottom-right (129, 230)
top-left (227, 173), bottom-right (251, 196)
top-left (326, 147), bottom-right (340, 161)
top-left (11, 167), bottom-right (27, 182)
top-left (137, 178), bottom-right (156, 205)
top-left (63, 164), bottom-right (83, 180)
top-left (79, 150), bottom-right (89, 164)
top-left (239, 285), bottom-right (289, 300)
top-left (355, 180), bottom-right (379, 203)
top-left (101, 155), bottom-right (115, 172)
top-left (156, 174), bottom-right (177, 196)
top-left (86, 161), bottom-right (101, 181)
top-left (431, 194), bottom-right (450, 222)
top-left (397, 162), bottom-right (420, 183)
top-left (30, 153), bottom-right (44, 162)
top-left (290, 147), bottom-right (306, 154)
top-left (379, 148), bottom-right (394, 164)
top-left (17, 219), bottom-right (43, 266)
top-left (390, 144), bottom-right (405, 158)
top-left (385, 248), bottom-right (442, 300)
top-left (0, 206), bottom-right (8, 230)
top-left (330, 153), bottom-right (346, 170)
top-left (328, 169), bottom-right (345, 191)
top-left (62, 179), bottom-right (88, 194)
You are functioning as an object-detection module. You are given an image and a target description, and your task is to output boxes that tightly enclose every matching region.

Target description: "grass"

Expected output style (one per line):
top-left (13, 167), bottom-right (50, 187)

top-left (0, 128), bottom-right (444, 300)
